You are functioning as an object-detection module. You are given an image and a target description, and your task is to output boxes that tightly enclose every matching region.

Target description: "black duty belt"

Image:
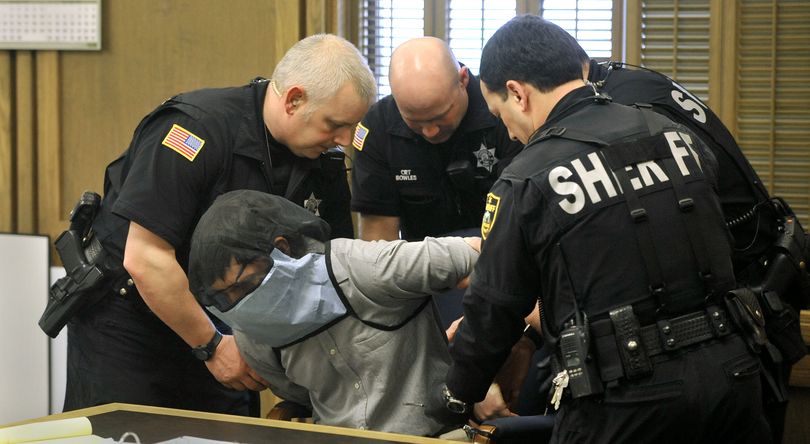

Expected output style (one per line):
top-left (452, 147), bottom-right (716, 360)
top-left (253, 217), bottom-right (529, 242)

top-left (592, 306), bottom-right (733, 383)
top-left (642, 307), bottom-right (732, 356)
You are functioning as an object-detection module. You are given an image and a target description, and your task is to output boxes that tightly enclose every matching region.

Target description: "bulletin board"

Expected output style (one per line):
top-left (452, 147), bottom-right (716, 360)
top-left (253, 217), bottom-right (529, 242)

top-left (0, 233), bottom-right (51, 424)
top-left (0, 0), bottom-right (101, 50)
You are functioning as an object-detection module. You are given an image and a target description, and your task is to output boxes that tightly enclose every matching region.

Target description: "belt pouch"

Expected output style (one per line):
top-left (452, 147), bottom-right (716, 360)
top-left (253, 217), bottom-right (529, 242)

top-left (591, 319), bottom-right (624, 383)
top-left (609, 305), bottom-right (652, 379)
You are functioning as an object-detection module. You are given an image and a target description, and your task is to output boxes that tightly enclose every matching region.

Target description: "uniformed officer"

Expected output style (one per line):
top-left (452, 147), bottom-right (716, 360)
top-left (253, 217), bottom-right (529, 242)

top-left (443, 16), bottom-right (771, 443)
top-left (350, 37), bottom-right (525, 241)
top-left (585, 56), bottom-right (806, 444)
top-left (62, 34), bottom-right (376, 415)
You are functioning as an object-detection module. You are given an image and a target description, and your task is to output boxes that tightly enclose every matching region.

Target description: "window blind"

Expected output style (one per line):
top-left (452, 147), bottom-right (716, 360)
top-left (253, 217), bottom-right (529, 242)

top-left (358, 0), bottom-right (614, 97)
top-left (639, 0), bottom-right (710, 101)
top-left (540, 0), bottom-right (613, 59)
top-left (447, 0), bottom-right (517, 75)
top-left (358, 0), bottom-right (425, 98)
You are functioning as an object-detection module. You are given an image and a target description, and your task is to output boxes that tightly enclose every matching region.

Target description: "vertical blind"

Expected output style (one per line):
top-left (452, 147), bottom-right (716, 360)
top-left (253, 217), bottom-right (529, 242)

top-left (736, 0), bottom-right (810, 225)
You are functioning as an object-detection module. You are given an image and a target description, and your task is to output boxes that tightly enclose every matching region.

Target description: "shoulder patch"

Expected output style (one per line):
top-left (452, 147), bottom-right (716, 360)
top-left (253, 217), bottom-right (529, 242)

top-left (481, 192), bottom-right (501, 240)
top-left (352, 122), bottom-right (370, 151)
top-left (162, 124), bottom-right (205, 161)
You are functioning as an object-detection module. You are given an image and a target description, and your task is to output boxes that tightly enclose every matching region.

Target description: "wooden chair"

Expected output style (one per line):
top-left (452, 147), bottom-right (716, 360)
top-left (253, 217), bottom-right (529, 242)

top-left (787, 310), bottom-right (810, 387)
top-left (266, 400), bottom-right (312, 422)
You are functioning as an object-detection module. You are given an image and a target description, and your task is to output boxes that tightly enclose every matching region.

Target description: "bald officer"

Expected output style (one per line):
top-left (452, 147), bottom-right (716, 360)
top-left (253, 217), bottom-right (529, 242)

top-left (351, 37), bottom-right (525, 241)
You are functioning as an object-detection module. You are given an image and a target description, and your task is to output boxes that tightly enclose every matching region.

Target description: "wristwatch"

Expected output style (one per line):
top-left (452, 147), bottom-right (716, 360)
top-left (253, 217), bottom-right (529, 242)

top-left (191, 330), bottom-right (222, 361)
top-left (442, 385), bottom-right (470, 414)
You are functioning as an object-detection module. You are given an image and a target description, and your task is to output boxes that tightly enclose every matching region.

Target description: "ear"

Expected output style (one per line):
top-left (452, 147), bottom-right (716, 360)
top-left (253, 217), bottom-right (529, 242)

top-left (283, 86), bottom-right (306, 115)
top-left (272, 236), bottom-right (292, 255)
top-left (458, 66), bottom-right (470, 89)
top-left (506, 80), bottom-right (529, 112)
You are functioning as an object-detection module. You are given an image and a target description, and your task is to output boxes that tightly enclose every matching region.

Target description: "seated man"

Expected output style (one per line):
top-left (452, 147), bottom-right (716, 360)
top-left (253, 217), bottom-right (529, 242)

top-left (187, 189), bottom-right (484, 436)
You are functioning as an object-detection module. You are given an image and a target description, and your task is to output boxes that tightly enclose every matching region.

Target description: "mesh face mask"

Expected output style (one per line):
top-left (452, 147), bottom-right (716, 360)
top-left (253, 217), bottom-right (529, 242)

top-left (208, 248), bottom-right (348, 347)
top-left (188, 189), bottom-right (331, 313)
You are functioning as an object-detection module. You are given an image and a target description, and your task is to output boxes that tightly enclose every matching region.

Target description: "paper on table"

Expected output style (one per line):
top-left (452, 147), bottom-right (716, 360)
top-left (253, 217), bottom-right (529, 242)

top-left (0, 417), bottom-right (93, 443)
top-left (25, 436), bottom-right (112, 444)
top-left (155, 438), bottom-right (239, 444)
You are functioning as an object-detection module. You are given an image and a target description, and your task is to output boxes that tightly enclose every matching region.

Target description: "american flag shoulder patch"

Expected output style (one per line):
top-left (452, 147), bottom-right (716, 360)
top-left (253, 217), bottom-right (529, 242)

top-left (352, 122), bottom-right (370, 151)
top-left (161, 124), bottom-right (205, 161)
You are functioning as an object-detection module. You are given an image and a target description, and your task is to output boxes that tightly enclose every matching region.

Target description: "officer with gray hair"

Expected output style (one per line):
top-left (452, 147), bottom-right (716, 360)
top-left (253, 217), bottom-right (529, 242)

top-left (53, 34), bottom-right (375, 417)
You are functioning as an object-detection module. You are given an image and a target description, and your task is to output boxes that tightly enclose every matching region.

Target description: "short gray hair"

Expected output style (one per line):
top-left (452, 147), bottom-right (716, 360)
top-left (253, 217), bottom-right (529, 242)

top-left (272, 34), bottom-right (376, 116)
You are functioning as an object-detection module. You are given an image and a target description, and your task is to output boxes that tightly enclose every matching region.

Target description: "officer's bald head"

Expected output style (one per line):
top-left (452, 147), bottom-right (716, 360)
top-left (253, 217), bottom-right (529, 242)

top-left (390, 37), bottom-right (460, 102)
top-left (388, 37), bottom-right (470, 144)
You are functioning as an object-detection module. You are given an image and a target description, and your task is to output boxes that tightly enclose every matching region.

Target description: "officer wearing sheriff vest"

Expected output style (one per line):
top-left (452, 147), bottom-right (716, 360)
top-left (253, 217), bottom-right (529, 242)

top-left (584, 55), bottom-right (808, 444)
top-left (350, 37), bottom-right (525, 242)
top-left (442, 16), bottom-right (771, 443)
top-left (44, 34), bottom-right (376, 415)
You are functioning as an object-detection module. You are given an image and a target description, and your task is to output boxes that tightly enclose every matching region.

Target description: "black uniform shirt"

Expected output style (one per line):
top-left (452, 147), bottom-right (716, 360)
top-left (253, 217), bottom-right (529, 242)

top-left (350, 70), bottom-right (524, 240)
top-left (447, 87), bottom-right (735, 402)
top-left (93, 79), bottom-right (353, 271)
top-left (589, 61), bottom-right (776, 272)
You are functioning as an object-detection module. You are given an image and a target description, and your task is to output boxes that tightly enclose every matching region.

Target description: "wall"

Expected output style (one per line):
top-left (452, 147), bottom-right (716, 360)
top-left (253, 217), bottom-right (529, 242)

top-left (0, 0), bottom-right (338, 419)
top-left (0, 0), bottom-right (338, 244)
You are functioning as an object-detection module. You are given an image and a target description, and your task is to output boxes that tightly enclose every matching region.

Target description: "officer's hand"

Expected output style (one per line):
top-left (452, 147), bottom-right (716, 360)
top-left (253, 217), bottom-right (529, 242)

top-left (445, 316), bottom-right (463, 341)
top-left (472, 383), bottom-right (517, 422)
top-left (205, 334), bottom-right (269, 391)
top-left (494, 335), bottom-right (535, 409)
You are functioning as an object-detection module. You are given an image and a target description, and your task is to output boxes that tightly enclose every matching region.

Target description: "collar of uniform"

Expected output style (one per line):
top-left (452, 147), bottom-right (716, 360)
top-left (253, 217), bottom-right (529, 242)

top-left (233, 79), bottom-right (271, 161)
top-left (528, 85), bottom-right (597, 144)
top-left (458, 70), bottom-right (499, 133)
top-left (232, 79), bottom-right (317, 169)
top-left (387, 65), bottom-right (497, 140)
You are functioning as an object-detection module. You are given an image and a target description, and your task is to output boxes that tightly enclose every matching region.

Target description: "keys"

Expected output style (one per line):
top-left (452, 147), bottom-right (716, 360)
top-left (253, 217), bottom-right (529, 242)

top-left (550, 370), bottom-right (570, 411)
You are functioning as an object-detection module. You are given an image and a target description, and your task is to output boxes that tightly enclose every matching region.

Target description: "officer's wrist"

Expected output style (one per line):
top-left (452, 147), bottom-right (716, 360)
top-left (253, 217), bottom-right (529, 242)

top-left (191, 329), bottom-right (222, 361)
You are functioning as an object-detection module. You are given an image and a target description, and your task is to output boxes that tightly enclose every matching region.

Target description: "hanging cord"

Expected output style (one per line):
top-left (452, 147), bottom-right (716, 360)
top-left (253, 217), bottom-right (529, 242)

top-left (727, 201), bottom-right (769, 252)
top-left (117, 431), bottom-right (141, 443)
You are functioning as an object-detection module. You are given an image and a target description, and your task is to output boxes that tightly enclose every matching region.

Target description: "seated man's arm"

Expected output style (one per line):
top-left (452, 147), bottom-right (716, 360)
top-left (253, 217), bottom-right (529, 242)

top-left (353, 236), bottom-right (479, 299)
top-left (358, 214), bottom-right (400, 241)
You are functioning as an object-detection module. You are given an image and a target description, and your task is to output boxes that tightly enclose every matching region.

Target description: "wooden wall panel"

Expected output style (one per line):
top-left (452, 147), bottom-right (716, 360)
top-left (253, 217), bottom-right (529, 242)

top-left (306, 0), bottom-right (339, 35)
top-left (274, 1), bottom-right (305, 67)
top-left (16, 51), bottom-right (35, 234)
top-left (625, 0), bottom-right (642, 65)
top-left (43, 0), bottom-right (303, 243)
top-left (36, 52), bottom-right (62, 239)
top-left (0, 52), bottom-right (11, 233)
